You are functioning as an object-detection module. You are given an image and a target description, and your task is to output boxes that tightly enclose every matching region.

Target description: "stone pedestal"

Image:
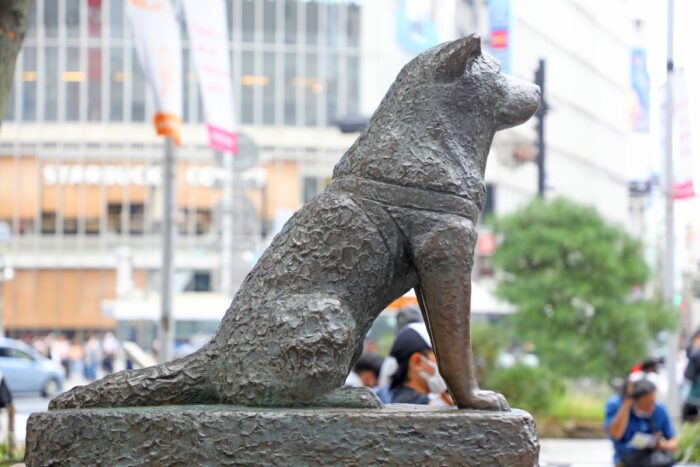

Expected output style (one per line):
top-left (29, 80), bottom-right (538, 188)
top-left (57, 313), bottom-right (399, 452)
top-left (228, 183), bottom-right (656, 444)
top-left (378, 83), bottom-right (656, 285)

top-left (26, 405), bottom-right (539, 466)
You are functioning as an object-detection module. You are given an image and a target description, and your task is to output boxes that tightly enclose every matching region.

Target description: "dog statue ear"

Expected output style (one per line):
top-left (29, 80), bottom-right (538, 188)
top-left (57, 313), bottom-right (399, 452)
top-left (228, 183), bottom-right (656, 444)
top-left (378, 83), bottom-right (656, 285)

top-left (434, 35), bottom-right (481, 82)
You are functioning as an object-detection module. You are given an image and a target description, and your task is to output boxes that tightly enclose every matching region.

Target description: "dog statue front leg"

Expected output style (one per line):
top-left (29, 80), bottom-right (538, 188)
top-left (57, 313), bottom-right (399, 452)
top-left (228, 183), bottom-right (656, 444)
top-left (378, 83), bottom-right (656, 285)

top-left (413, 221), bottom-right (509, 411)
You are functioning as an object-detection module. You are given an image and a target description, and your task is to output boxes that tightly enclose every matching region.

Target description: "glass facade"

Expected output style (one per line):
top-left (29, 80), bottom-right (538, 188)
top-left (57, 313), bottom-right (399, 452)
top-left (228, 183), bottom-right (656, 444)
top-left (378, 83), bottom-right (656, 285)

top-left (6, 0), bottom-right (362, 126)
top-left (0, 0), bottom-right (362, 333)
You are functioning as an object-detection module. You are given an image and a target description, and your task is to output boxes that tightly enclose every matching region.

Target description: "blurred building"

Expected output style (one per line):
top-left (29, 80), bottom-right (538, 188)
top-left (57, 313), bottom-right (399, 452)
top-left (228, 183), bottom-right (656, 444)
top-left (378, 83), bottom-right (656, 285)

top-left (0, 0), bottom-right (643, 337)
top-left (0, 0), bottom-right (359, 338)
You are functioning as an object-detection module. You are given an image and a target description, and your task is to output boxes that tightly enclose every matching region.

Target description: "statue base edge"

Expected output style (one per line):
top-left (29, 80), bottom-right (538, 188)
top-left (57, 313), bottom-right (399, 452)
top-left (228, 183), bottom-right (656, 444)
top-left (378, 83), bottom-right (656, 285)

top-left (26, 404), bottom-right (539, 466)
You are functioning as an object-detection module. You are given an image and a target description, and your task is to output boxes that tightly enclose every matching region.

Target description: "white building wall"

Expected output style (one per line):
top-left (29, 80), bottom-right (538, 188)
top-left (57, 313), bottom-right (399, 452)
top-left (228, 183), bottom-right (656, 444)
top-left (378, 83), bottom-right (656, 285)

top-left (357, 0), bottom-right (636, 227)
top-left (485, 0), bottom-right (634, 227)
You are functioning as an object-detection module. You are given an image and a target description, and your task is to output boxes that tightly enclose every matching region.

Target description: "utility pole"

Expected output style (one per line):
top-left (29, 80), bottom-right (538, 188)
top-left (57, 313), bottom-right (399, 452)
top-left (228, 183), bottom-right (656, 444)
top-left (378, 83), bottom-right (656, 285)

top-left (663, 0), bottom-right (679, 423)
top-left (159, 136), bottom-right (176, 363)
top-left (534, 59), bottom-right (547, 198)
top-left (220, 150), bottom-right (233, 298)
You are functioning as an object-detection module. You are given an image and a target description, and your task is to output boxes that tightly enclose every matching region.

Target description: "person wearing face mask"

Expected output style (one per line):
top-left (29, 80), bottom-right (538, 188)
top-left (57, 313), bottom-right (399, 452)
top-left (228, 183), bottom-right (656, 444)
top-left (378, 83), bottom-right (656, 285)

top-left (605, 377), bottom-right (677, 466)
top-left (387, 322), bottom-right (452, 406)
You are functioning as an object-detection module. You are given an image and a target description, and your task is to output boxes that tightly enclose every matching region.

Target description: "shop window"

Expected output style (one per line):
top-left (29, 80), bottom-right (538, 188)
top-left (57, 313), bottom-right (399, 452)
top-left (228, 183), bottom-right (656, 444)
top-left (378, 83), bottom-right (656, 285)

top-left (184, 271), bottom-right (212, 292)
top-left (129, 204), bottom-right (145, 234)
top-left (63, 218), bottom-right (78, 235)
top-left (303, 176), bottom-right (329, 204)
top-left (18, 218), bottom-right (35, 235)
top-left (107, 203), bottom-right (145, 234)
top-left (195, 210), bottom-right (212, 235)
top-left (41, 211), bottom-right (56, 234)
top-left (85, 217), bottom-right (100, 235)
top-left (180, 209), bottom-right (212, 235)
top-left (107, 203), bottom-right (120, 233)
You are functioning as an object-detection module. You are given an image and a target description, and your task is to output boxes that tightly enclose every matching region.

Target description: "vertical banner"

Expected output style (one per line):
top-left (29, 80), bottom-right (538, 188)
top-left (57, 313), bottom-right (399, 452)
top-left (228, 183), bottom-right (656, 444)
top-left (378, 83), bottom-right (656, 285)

top-left (672, 69), bottom-right (695, 199)
top-left (630, 48), bottom-right (650, 133)
top-left (182, 0), bottom-right (237, 154)
top-left (126, 0), bottom-right (183, 144)
top-left (488, 0), bottom-right (511, 75)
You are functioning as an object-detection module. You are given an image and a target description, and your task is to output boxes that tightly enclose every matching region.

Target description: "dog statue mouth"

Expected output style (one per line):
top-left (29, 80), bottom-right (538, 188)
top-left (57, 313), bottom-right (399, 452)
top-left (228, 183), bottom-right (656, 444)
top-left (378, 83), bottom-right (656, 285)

top-left (495, 77), bottom-right (541, 131)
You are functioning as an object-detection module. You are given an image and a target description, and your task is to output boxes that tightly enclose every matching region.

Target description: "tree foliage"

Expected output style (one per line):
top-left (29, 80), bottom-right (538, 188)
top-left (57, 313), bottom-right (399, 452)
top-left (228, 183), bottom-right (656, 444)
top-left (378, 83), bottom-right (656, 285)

top-left (0, 0), bottom-right (34, 125)
top-left (491, 198), bottom-right (676, 382)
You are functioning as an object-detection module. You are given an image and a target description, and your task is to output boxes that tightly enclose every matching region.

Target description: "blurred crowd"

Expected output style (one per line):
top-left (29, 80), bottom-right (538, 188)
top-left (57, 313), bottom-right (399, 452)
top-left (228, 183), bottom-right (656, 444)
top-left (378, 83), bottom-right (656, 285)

top-left (24, 332), bottom-right (122, 382)
top-left (345, 308), bottom-right (454, 407)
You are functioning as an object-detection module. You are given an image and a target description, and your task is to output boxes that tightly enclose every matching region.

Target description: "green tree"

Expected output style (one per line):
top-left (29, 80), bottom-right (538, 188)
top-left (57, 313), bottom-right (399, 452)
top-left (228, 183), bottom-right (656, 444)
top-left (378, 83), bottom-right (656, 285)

top-left (0, 0), bottom-right (34, 125)
top-left (491, 198), bottom-right (676, 382)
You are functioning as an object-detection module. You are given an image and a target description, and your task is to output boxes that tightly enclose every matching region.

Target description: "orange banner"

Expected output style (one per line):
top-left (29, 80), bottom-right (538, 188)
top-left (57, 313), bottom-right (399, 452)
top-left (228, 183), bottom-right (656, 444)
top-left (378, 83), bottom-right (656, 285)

top-left (154, 113), bottom-right (182, 145)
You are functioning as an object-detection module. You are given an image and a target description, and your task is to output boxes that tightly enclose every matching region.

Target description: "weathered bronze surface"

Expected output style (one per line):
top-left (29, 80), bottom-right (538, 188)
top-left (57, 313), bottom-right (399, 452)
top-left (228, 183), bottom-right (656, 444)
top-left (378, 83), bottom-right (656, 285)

top-left (49, 34), bottom-right (540, 412)
top-left (26, 406), bottom-right (539, 466)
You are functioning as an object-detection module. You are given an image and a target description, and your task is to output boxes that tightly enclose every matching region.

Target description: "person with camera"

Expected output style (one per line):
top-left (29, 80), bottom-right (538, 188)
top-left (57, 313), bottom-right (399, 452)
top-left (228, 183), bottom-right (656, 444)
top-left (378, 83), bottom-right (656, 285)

top-left (605, 376), bottom-right (677, 466)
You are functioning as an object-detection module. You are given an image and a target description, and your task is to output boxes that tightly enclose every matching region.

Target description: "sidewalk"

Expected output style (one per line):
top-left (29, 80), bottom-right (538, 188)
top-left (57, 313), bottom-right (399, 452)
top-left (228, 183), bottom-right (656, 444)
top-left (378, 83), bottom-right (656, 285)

top-left (539, 438), bottom-right (700, 467)
top-left (539, 438), bottom-right (613, 466)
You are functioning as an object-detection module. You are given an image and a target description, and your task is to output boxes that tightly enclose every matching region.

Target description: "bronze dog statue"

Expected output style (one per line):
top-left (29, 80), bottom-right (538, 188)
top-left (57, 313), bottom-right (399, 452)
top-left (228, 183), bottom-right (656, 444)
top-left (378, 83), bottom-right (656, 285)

top-left (51, 34), bottom-right (539, 411)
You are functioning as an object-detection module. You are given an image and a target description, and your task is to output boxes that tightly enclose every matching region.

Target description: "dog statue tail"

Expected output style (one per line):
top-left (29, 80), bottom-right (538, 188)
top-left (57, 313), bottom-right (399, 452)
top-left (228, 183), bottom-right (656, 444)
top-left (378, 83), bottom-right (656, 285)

top-left (49, 350), bottom-right (218, 410)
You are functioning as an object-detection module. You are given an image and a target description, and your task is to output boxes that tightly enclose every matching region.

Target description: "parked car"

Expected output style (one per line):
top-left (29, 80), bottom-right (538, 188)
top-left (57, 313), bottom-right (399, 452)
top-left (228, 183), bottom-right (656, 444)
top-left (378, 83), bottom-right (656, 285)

top-left (0, 337), bottom-right (65, 397)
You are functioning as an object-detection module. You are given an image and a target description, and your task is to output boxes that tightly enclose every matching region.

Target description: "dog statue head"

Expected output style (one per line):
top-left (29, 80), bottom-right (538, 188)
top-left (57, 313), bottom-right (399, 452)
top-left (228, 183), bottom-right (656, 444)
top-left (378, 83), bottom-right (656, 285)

top-left (334, 34), bottom-right (540, 198)
top-left (383, 34), bottom-right (540, 133)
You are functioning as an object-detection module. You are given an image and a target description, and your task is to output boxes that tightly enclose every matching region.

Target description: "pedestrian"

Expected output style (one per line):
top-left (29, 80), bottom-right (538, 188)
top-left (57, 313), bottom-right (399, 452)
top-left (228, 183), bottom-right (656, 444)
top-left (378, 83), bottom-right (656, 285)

top-left (101, 332), bottom-right (120, 374)
top-left (387, 322), bottom-right (452, 406)
top-left (68, 338), bottom-right (84, 381)
top-left (83, 335), bottom-right (100, 381)
top-left (605, 376), bottom-right (677, 466)
top-left (345, 351), bottom-right (393, 404)
top-left (682, 329), bottom-right (700, 422)
top-left (52, 335), bottom-right (71, 379)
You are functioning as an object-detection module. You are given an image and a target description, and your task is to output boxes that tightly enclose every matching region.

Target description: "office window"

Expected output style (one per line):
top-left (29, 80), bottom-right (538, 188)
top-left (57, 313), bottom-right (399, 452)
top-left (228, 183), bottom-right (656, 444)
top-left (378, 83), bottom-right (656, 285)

top-left (110, 0), bottom-right (124, 38)
top-left (325, 53), bottom-right (338, 124)
top-left (347, 55), bottom-right (360, 116)
top-left (285, 1), bottom-right (297, 44)
top-left (240, 51), bottom-right (254, 124)
top-left (110, 47), bottom-right (124, 121)
top-left (88, 47), bottom-right (102, 121)
top-left (242, 0), bottom-right (255, 42)
top-left (284, 52), bottom-right (296, 125)
top-left (45, 46), bottom-right (58, 121)
top-left (262, 52), bottom-right (276, 124)
top-left (25, 1), bottom-right (37, 41)
top-left (44, 0), bottom-right (59, 38)
top-left (65, 47), bottom-right (81, 121)
top-left (326, 3), bottom-right (340, 47)
top-left (306, 1), bottom-right (319, 45)
top-left (347, 3), bottom-right (361, 47)
top-left (305, 53), bottom-right (318, 126)
top-left (263, 0), bottom-right (276, 43)
top-left (131, 49), bottom-right (146, 121)
top-left (22, 47), bottom-right (37, 121)
top-left (4, 88), bottom-right (14, 121)
top-left (65, 0), bottom-right (81, 39)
